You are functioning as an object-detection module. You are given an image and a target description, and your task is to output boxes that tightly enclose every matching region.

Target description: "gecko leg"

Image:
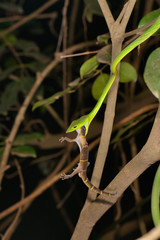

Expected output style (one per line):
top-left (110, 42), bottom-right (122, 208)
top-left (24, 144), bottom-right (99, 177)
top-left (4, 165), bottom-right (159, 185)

top-left (61, 161), bottom-right (90, 180)
top-left (59, 137), bottom-right (75, 143)
top-left (61, 165), bottom-right (82, 180)
top-left (60, 136), bottom-right (78, 180)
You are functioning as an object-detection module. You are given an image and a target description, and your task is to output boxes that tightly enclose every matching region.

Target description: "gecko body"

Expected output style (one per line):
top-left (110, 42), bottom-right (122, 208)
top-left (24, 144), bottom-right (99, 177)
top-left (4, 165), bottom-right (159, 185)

top-left (59, 126), bottom-right (114, 196)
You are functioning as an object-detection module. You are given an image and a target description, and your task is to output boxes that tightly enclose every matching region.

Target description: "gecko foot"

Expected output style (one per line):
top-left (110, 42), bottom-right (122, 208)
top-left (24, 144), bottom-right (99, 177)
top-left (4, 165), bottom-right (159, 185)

top-left (60, 173), bottom-right (70, 180)
top-left (59, 137), bottom-right (65, 143)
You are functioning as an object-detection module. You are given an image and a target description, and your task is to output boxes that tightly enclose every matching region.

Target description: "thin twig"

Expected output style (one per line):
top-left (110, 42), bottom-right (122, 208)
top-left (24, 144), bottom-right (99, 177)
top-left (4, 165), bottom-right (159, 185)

top-left (116, 2), bottom-right (129, 24)
top-left (0, 12), bottom-right (57, 23)
top-left (120, 0), bottom-right (136, 30)
top-left (68, 0), bottom-right (80, 46)
top-left (124, 18), bottom-right (157, 38)
top-left (61, 50), bottom-right (99, 59)
top-left (62, 0), bottom-right (70, 127)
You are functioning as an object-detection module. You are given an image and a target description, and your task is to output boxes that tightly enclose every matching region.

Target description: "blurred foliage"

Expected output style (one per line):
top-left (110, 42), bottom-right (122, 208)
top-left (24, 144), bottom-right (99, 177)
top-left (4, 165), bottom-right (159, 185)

top-left (144, 47), bottom-right (160, 99)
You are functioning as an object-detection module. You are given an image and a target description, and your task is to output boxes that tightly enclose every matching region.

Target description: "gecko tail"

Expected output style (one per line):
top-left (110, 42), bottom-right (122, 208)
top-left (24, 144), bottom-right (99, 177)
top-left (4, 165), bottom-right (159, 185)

top-left (81, 176), bottom-right (116, 196)
top-left (91, 186), bottom-right (116, 196)
top-left (102, 190), bottom-right (116, 196)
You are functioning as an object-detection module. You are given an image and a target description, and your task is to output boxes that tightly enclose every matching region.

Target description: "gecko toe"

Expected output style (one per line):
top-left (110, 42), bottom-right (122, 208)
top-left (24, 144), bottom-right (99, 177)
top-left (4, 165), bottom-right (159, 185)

top-left (59, 137), bottom-right (64, 143)
top-left (60, 173), bottom-right (67, 180)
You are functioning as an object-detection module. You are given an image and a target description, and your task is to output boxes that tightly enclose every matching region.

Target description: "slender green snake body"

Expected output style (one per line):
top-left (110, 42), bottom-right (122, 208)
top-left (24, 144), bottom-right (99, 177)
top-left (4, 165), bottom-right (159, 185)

top-left (66, 16), bottom-right (160, 135)
top-left (151, 165), bottom-right (160, 226)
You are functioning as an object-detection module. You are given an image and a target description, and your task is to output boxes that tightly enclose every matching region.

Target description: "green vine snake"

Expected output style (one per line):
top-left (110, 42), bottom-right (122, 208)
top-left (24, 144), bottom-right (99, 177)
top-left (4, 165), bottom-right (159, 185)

top-left (151, 165), bottom-right (160, 226)
top-left (66, 15), bottom-right (160, 135)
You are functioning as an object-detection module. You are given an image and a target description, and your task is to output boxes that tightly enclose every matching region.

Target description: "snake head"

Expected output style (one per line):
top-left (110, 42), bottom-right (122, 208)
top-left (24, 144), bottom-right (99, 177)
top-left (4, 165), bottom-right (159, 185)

top-left (66, 115), bottom-right (90, 135)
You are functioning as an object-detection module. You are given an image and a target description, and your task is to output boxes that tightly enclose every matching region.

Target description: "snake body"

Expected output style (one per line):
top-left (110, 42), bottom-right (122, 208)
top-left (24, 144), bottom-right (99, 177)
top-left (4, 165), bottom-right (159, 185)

top-left (66, 16), bottom-right (160, 135)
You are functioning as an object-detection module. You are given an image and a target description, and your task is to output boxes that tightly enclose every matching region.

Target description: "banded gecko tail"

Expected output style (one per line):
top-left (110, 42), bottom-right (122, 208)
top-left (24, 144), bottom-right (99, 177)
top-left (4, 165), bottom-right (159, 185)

top-left (79, 171), bottom-right (115, 196)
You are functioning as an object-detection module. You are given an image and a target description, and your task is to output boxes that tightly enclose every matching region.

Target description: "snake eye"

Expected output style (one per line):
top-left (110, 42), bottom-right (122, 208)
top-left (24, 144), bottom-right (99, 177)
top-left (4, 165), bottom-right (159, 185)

top-left (74, 126), bottom-right (77, 128)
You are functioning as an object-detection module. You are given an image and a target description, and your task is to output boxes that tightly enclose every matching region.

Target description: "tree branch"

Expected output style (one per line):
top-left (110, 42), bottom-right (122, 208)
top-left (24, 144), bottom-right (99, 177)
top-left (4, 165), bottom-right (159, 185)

top-left (97, 0), bottom-right (114, 32)
top-left (120, 0), bottom-right (136, 29)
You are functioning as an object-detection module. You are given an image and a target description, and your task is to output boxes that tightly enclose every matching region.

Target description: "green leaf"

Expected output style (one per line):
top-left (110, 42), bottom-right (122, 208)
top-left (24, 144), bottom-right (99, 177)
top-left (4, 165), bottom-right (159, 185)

top-left (11, 146), bottom-right (37, 158)
top-left (97, 34), bottom-right (109, 45)
top-left (143, 48), bottom-right (160, 100)
top-left (33, 78), bottom-right (81, 111)
top-left (119, 61), bottom-right (137, 83)
top-left (80, 55), bottom-right (99, 79)
top-left (32, 93), bottom-right (60, 111)
top-left (91, 73), bottom-right (109, 103)
top-left (138, 9), bottom-right (160, 28)
top-left (96, 45), bottom-right (112, 64)
top-left (14, 133), bottom-right (44, 146)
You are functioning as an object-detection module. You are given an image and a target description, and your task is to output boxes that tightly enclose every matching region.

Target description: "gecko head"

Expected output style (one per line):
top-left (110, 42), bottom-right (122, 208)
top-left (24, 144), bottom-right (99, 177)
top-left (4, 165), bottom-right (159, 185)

top-left (66, 115), bottom-right (89, 135)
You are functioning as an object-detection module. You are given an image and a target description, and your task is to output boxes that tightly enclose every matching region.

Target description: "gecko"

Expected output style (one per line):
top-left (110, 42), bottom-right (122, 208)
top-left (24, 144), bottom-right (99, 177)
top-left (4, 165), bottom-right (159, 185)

top-left (59, 125), bottom-right (115, 196)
